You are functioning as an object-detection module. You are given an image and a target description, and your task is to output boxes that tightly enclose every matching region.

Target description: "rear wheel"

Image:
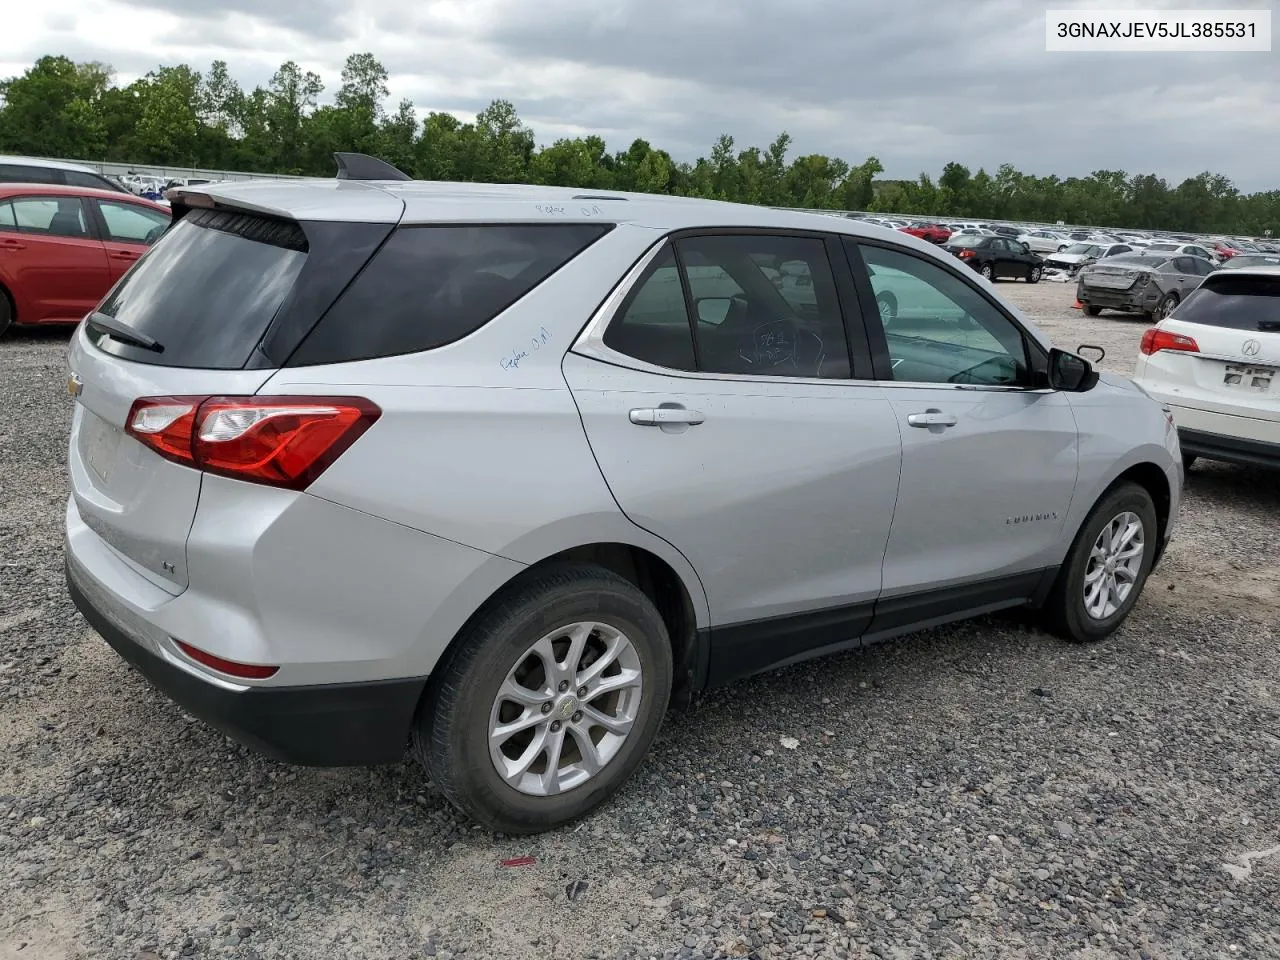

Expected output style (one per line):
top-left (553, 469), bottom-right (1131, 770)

top-left (979, 262), bottom-right (994, 281)
top-left (1182, 453), bottom-right (1197, 473)
top-left (0, 287), bottom-right (12, 337)
top-left (1043, 482), bottom-right (1157, 643)
top-left (414, 563), bottom-right (673, 833)
top-left (1084, 305), bottom-right (1103, 316)
top-left (876, 290), bottom-right (899, 325)
top-left (1154, 293), bottom-right (1179, 321)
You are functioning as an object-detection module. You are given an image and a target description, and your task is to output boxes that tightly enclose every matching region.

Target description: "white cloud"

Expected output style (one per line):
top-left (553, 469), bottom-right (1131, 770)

top-left (4, 0), bottom-right (1278, 190)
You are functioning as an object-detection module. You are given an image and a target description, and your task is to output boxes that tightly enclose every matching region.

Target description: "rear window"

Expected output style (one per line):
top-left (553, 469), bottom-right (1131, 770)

top-left (1176, 275), bottom-right (1280, 331)
top-left (89, 209), bottom-right (307, 368)
top-left (286, 223), bottom-right (611, 366)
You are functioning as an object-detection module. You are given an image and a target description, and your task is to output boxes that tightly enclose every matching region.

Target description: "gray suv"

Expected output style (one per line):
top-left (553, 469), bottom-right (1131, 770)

top-left (64, 155), bottom-right (1182, 833)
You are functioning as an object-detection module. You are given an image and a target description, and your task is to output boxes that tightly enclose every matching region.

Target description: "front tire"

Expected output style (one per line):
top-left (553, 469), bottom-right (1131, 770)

top-left (0, 287), bottom-right (12, 337)
top-left (414, 563), bottom-right (673, 834)
top-left (1043, 482), bottom-right (1158, 643)
top-left (876, 290), bottom-right (899, 325)
top-left (1027, 265), bottom-right (1042, 284)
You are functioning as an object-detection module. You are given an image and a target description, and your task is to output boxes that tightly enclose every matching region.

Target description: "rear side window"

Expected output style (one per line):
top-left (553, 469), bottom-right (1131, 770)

top-left (90, 208), bottom-right (307, 368)
top-left (0, 163), bottom-right (59, 184)
top-left (288, 224), bottom-right (611, 365)
top-left (1176, 275), bottom-right (1280, 332)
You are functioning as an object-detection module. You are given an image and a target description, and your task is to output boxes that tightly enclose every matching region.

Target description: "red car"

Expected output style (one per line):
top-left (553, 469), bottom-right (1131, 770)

top-left (898, 222), bottom-right (952, 244)
top-left (0, 183), bottom-right (170, 335)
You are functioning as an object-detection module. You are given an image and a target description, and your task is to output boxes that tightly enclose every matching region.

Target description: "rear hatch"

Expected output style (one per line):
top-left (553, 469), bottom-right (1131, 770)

top-left (67, 197), bottom-right (399, 593)
top-left (1158, 272), bottom-right (1280, 421)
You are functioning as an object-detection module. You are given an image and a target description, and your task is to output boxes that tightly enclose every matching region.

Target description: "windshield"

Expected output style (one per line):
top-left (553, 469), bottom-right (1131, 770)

top-left (1063, 244), bottom-right (1102, 256)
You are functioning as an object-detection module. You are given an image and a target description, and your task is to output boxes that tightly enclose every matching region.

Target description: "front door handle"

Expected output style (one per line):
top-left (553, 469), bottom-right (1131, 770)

top-left (0, 238), bottom-right (26, 251)
top-left (110, 250), bottom-right (140, 260)
top-left (907, 411), bottom-right (958, 428)
top-left (629, 407), bottom-right (705, 426)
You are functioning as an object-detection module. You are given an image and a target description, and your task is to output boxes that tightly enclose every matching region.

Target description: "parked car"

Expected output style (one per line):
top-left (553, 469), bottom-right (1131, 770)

top-left (899, 222), bottom-right (951, 244)
top-left (64, 156), bottom-right (1181, 833)
top-left (0, 155), bottom-right (131, 194)
top-left (1076, 252), bottom-right (1215, 319)
top-left (990, 225), bottom-right (1023, 238)
top-left (1043, 242), bottom-right (1134, 279)
top-left (1133, 268), bottom-right (1279, 471)
top-left (1143, 241), bottom-right (1219, 264)
top-left (946, 235), bottom-right (1044, 282)
top-left (1018, 230), bottom-right (1071, 254)
top-left (1207, 240), bottom-right (1241, 260)
top-left (0, 184), bottom-right (170, 335)
top-left (1216, 254), bottom-right (1280, 270)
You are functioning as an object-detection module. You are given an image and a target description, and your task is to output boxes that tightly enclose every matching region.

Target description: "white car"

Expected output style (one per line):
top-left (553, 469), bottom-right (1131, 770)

top-left (1018, 230), bottom-right (1071, 254)
top-left (1134, 267), bottom-right (1280, 471)
top-left (1043, 242), bottom-right (1135, 280)
top-left (1143, 241), bottom-right (1220, 264)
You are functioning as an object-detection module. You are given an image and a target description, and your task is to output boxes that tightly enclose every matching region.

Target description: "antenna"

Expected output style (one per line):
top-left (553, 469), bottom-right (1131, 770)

top-left (333, 152), bottom-right (412, 182)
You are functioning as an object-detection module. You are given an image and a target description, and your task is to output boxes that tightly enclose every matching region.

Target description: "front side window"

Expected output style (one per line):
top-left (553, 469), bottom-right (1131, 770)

top-left (600, 234), bottom-right (854, 380)
top-left (856, 242), bottom-right (1030, 387)
top-left (10, 197), bottom-right (89, 238)
top-left (96, 200), bottom-right (170, 244)
top-left (0, 201), bottom-right (15, 230)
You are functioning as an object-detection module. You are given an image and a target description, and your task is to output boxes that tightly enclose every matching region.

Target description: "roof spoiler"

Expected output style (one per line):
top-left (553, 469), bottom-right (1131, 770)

top-left (334, 152), bottom-right (412, 182)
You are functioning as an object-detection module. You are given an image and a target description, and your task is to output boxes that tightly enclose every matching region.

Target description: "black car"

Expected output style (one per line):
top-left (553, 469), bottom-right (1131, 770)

top-left (991, 224), bottom-right (1022, 238)
top-left (945, 235), bottom-right (1044, 282)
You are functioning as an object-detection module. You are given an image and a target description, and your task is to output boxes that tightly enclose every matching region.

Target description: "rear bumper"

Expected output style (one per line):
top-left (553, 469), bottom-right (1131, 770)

top-left (67, 557), bottom-right (424, 765)
top-left (1077, 285), bottom-right (1158, 312)
top-left (1179, 428), bottom-right (1280, 470)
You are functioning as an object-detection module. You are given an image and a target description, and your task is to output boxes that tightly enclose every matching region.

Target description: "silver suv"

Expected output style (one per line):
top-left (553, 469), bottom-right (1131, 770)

top-left (65, 155), bottom-right (1182, 833)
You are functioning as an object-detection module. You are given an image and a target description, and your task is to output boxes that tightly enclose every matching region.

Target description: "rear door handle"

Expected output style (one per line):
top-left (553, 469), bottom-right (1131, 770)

top-left (110, 251), bottom-right (140, 260)
top-left (907, 411), bottom-right (958, 428)
top-left (629, 407), bottom-right (705, 426)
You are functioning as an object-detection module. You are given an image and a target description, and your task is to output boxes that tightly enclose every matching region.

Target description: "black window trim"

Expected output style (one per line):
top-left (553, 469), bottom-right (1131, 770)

top-left (2, 193), bottom-right (100, 241)
top-left (842, 235), bottom-right (1052, 391)
top-left (574, 226), bottom-right (876, 384)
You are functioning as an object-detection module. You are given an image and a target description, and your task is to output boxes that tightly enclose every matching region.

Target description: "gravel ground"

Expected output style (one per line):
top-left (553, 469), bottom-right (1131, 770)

top-left (2, 283), bottom-right (1278, 960)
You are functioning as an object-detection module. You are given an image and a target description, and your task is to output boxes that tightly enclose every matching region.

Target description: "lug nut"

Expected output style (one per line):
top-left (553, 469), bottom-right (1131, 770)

top-left (571, 711), bottom-right (583, 723)
top-left (558, 681), bottom-right (569, 692)
top-left (550, 720), bottom-right (562, 732)
top-left (577, 686), bottom-right (588, 698)
top-left (541, 702), bottom-right (552, 714)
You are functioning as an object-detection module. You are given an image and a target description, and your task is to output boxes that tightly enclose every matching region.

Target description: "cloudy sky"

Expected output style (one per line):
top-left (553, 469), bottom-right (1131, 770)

top-left (5, 0), bottom-right (1279, 191)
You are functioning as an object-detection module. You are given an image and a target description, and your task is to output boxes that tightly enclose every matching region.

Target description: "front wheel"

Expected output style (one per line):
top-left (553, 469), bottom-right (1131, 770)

top-left (1027, 265), bottom-right (1042, 284)
top-left (1042, 482), bottom-right (1158, 643)
top-left (0, 289), bottom-right (12, 337)
top-left (876, 290), bottom-right (899, 325)
top-left (414, 563), bottom-right (673, 834)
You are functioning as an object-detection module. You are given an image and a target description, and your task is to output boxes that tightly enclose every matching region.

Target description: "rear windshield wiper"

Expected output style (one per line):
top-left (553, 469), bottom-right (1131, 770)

top-left (85, 312), bottom-right (164, 353)
top-left (1256, 319), bottom-right (1280, 332)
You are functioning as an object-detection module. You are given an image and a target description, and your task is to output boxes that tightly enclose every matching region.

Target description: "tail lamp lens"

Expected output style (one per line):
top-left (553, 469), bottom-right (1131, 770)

top-left (125, 396), bottom-right (380, 490)
top-left (1140, 329), bottom-right (1200, 356)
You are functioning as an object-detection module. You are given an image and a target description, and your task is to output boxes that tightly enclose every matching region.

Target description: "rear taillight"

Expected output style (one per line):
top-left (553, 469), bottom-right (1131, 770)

top-left (1140, 328), bottom-right (1200, 356)
top-left (175, 640), bottom-right (279, 680)
top-left (125, 395), bottom-right (380, 489)
top-left (958, 249), bottom-right (975, 258)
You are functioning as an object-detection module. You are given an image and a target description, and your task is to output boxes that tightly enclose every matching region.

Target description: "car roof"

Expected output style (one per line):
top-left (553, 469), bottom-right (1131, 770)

top-left (0, 154), bottom-right (101, 174)
top-left (0, 182), bottom-right (167, 206)
top-left (173, 176), bottom-right (947, 244)
top-left (1203, 265), bottom-right (1280, 281)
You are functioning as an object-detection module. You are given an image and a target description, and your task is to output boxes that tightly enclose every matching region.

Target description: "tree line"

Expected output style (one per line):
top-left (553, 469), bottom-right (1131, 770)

top-left (1, 53), bottom-right (1276, 236)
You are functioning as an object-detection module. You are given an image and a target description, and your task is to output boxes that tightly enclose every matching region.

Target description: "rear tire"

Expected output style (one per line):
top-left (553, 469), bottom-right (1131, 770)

top-left (980, 263), bottom-right (994, 281)
top-left (1154, 293), bottom-right (1179, 321)
top-left (0, 287), bottom-right (12, 337)
top-left (1084, 305), bottom-right (1103, 316)
top-left (413, 562), bottom-right (673, 834)
top-left (1182, 453), bottom-right (1197, 473)
top-left (876, 290), bottom-right (899, 325)
top-left (1042, 482), bottom-right (1157, 643)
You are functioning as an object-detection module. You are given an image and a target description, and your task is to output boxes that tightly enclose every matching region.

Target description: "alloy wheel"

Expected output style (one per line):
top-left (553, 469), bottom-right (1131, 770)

top-left (1083, 511), bottom-right (1145, 620)
top-left (488, 621), bottom-right (643, 796)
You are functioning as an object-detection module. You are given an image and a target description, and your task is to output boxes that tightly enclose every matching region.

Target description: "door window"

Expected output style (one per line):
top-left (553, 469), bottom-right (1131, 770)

top-left (0, 201), bottom-right (15, 231)
top-left (10, 197), bottom-right (90, 238)
top-left (601, 235), bottom-right (855, 379)
top-left (96, 200), bottom-right (170, 244)
top-left (855, 242), bottom-right (1030, 387)
top-left (602, 247), bottom-right (697, 372)
top-left (0, 163), bottom-right (59, 184)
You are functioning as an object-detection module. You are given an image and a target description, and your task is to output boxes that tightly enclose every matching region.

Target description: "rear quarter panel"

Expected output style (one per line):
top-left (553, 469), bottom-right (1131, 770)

top-left (257, 224), bottom-right (711, 627)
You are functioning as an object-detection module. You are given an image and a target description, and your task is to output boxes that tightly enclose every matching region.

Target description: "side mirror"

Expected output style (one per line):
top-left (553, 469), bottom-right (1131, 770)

top-left (696, 298), bottom-right (732, 325)
top-left (1020, 242), bottom-right (1031, 253)
top-left (1049, 348), bottom-right (1098, 392)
